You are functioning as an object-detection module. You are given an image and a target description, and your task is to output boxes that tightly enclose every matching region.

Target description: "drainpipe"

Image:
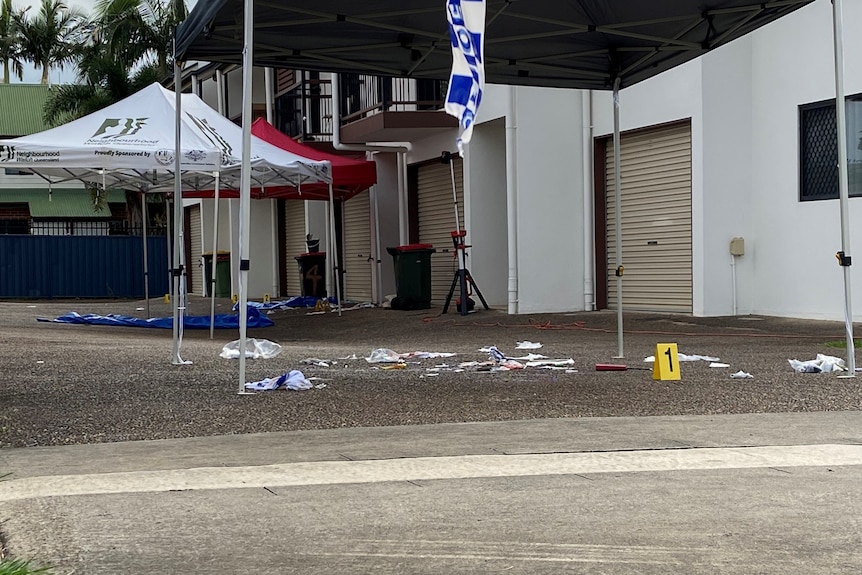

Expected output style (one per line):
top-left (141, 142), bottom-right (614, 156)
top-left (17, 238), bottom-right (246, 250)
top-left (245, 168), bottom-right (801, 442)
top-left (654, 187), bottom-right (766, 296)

top-left (582, 89), bottom-right (595, 311)
top-left (506, 86), bottom-right (519, 314)
top-left (331, 74), bottom-right (413, 290)
top-left (216, 69), bottom-right (226, 117)
top-left (265, 67), bottom-right (274, 123)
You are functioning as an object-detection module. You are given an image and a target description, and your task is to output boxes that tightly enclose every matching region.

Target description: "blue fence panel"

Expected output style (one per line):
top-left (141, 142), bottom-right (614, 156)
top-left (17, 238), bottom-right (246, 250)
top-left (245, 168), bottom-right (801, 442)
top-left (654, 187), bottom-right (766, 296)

top-left (0, 235), bottom-right (168, 298)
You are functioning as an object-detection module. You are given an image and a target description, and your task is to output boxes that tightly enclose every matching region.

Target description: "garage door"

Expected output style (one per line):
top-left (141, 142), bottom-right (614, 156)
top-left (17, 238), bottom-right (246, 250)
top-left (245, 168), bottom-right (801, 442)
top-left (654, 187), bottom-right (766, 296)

top-left (283, 200), bottom-right (307, 296)
top-left (342, 190), bottom-right (374, 302)
top-left (605, 121), bottom-right (692, 312)
top-left (417, 158), bottom-right (464, 303)
top-left (188, 204), bottom-right (203, 296)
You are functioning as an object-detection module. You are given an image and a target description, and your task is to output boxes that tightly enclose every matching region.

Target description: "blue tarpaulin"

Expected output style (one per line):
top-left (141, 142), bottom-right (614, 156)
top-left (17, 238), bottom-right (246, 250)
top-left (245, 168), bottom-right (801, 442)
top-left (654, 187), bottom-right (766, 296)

top-left (37, 305), bottom-right (274, 329)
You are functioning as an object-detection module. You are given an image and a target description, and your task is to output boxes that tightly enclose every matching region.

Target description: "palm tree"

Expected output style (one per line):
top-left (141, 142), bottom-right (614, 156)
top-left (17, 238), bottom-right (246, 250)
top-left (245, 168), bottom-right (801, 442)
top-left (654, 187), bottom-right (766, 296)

top-left (42, 31), bottom-right (160, 126)
top-left (0, 0), bottom-right (24, 83)
top-left (14, 0), bottom-right (85, 84)
top-left (96, 0), bottom-right (187, 80)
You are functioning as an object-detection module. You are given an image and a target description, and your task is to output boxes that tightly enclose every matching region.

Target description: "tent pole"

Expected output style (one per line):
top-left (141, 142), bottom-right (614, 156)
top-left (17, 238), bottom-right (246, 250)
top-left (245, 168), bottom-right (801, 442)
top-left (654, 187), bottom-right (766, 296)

top-left (142, 192), bottom-right (150, 318)
top-left (612, 77), bottom-right (624, 359)
top-left (832, 0), bottom-right (855, 376)
top-left (210, 171), bottom-right (220, 339)
top-left (171, 40), bottom-right (186, 365)
top-left (237, 0), bottom-right (255, 394)
top-left (329, 182), bottom-right (342, 316)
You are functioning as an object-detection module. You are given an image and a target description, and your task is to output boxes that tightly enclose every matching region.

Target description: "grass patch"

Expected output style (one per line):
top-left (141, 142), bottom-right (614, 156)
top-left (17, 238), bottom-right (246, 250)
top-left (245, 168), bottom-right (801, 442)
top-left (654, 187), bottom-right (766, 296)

top-left (0, 559), bottom-right (53, 575)
top-left (823, 339), bottom-right (862, 349)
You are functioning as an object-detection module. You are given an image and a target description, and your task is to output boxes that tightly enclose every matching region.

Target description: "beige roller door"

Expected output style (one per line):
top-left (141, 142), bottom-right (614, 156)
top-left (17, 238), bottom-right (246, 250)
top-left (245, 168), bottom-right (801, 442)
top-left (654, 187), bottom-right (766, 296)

top-left (284, 201), bottom-right (307, 296)
top-left (417, 158), bottom-right (464, 303)
top-left (188, 204), bottom-right (203, 296)
top-left (342, 190), bottom-right (374, 302)
top-left (606, 122), bottom-right (692, 312)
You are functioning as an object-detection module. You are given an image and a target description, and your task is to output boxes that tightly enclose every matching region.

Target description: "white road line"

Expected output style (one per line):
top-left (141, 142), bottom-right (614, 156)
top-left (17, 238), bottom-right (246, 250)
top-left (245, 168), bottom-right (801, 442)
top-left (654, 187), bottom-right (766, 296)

top-left (1, 444), bottom-right (860, 502)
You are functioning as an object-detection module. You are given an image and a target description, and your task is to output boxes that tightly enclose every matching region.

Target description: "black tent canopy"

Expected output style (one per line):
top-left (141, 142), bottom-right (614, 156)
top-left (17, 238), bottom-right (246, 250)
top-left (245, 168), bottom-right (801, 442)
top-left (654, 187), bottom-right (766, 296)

top-left (176, 0), bottom-right (813, 91)
top-left (175, 0), bottom-right (857, 377)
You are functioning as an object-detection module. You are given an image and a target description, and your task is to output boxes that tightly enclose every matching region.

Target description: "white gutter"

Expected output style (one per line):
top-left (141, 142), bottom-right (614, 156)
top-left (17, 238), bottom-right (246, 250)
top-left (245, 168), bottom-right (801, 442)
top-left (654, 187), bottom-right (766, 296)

top-left (582, 89), bottom-right (595, 311)
top-left (506, 86), bottom-right (519, 314)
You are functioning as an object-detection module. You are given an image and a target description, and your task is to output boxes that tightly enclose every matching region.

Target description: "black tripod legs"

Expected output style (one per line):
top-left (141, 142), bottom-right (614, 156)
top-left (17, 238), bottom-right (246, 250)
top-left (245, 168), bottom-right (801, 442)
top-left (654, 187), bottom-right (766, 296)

top-left (442, 267), bottom-right (490, 316)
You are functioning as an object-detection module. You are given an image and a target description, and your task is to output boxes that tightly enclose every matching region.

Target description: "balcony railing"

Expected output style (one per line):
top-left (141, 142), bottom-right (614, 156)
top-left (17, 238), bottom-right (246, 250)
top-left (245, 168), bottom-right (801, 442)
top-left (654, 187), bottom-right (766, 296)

top-left (274, 73), bottom-right (448, 142)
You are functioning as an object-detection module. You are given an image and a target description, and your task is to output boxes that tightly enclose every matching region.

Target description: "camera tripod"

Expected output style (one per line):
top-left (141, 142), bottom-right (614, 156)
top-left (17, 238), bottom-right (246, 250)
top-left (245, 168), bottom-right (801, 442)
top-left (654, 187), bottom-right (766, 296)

top-left (442, 229), bottom-right (489, 316)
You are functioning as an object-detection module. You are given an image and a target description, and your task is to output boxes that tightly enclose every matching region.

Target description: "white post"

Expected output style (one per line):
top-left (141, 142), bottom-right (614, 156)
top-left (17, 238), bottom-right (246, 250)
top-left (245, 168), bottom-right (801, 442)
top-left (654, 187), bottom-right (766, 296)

top-left (142, 192), bottom-right (150, 318)
top-left (237, 0), bottom-right (255, 393)
top-left (506, 85), bottom-right (519, 315)
top-left (612, 77), bottom-right (624, 359)
top-left (832, 0), bottom-right (856, 376)
top-left (329, 182), bottom-right (343, 316)
top-left (171, 46), bottom-right (187, 365)
top-left (209, 171), bottom-right (220, 339)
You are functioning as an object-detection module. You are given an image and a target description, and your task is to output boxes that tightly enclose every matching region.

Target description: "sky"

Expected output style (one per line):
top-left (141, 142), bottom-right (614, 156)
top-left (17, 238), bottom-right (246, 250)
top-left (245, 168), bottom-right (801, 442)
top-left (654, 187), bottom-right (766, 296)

top-left (11, 0), bottom-right (195, 84)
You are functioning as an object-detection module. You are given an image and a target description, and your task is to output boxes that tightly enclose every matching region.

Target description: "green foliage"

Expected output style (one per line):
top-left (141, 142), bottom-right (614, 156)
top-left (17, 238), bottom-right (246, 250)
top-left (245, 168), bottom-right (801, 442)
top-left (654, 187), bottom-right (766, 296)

top-left (0, 0), bottom-right (25, 83)
top-left (823, 339), bottom-right (862, 349)
top-left (0, 559), bottom-right (54, 575)
top-left (13, 0), bottom-right (86, 84)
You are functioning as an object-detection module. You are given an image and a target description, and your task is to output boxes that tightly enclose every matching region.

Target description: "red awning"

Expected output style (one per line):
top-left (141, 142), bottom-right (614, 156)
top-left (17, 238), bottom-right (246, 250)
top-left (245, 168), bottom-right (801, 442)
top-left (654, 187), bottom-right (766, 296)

top-left (251, 119), bottom-right (376, 201)
top-left (183, 119), bottom-right (377, 201)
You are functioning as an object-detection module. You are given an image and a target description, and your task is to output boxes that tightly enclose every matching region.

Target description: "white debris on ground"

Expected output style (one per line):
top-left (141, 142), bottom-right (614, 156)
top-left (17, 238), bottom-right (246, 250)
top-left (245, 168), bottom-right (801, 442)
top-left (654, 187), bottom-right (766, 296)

top-left (731, 370), bottom-right (754, 379)
top-left (220, 338), bottom-right (283, 359)
top-left (245, 370), bottom-right (313, 391)
top-left (643, 353), bottom-right (721, 363)
top-left (515, 341), bottom-right (543, 350)
top-left (788, 354), bottom-right (847, 373)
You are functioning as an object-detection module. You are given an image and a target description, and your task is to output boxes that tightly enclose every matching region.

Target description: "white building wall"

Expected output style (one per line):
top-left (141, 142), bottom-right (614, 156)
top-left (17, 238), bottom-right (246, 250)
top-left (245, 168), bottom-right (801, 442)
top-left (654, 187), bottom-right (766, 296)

top-left (511, 86), bottom-right (585, 314)
top-left (700, 37), bottom-right (754, 317)
top-left (589, 0), bottom-right (862, 321)
top-left (372, 153), bottom-right (400, 298)
top-left (745, 0), bottom-right (862, 320)
top-left (466, 117), bottom-right (508, 307)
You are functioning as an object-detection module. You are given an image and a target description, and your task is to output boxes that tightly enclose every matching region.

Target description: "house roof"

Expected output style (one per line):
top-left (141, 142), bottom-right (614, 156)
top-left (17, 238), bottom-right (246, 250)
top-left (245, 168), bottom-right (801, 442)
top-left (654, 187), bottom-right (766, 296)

top-left (0, 188), bottom-right (125, 218)
top-left (0, 84), bottom-right (53, 137)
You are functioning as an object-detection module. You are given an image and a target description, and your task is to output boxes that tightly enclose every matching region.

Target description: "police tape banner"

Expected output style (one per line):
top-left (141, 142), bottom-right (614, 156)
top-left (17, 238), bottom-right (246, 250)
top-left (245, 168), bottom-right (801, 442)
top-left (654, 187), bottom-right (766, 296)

top-left (445, 0), bottom-right (486, 153)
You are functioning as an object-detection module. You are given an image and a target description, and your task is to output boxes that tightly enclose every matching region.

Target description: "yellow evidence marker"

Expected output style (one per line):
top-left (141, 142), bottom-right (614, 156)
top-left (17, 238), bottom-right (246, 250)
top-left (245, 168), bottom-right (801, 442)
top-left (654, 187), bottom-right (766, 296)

top-left (653, 343), bottom-right (681, 381)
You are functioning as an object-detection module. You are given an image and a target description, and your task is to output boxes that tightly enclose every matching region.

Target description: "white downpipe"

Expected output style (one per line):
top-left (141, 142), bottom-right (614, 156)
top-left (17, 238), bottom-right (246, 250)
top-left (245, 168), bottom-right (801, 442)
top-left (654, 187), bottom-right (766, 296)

top-left (236, 0), bottom-right (254, 394)
top-left (191, 74), bottom-right (199, 96)
top-left (832, 0), bottom-right (855, 375)
top-left (582, 89), bottom-right (595, 312)
top-left (398, 153), bottom-right (410, 246)
top-left (216, 70), bottom-right (226, 116)
top-left (731, 255), bottom-right (738, 317)
top-left (209, 172), bottom-right (220, 339)
top-left (371, 184), bottom-right (383, 304)
top-left (330, 74), bottom-right (411, 246)
top-left (506, 86), bottom-right (519, 315)
top-left (265, 67), bottom-right (274, 123)
top-left (612, 78), bottom-right (624, 359)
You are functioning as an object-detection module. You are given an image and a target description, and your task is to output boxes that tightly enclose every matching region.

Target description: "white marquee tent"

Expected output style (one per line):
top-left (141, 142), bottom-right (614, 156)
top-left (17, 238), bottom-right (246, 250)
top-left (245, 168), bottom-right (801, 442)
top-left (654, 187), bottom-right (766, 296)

top-left (0, 82), bottom-right (334, 372)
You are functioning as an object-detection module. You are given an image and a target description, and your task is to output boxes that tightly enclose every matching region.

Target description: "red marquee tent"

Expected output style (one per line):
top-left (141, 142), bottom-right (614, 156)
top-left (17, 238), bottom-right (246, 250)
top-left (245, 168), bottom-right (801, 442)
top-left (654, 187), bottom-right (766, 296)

top-left (251, 119), bottom-right (376, 201)
top-left (183, 119), bottom-right (377, 201)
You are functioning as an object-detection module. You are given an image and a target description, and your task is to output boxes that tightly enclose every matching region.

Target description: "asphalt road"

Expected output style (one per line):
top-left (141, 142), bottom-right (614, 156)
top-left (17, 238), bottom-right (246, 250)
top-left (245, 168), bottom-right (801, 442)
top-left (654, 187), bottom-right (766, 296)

top-left (2, 412), bottom-right (862, 574)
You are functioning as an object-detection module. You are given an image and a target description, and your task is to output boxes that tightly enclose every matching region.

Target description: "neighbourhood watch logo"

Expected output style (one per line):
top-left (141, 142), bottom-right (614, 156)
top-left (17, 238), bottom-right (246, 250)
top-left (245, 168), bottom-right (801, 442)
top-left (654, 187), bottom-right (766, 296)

top-left (85, 118), bottom-right (158, 146)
